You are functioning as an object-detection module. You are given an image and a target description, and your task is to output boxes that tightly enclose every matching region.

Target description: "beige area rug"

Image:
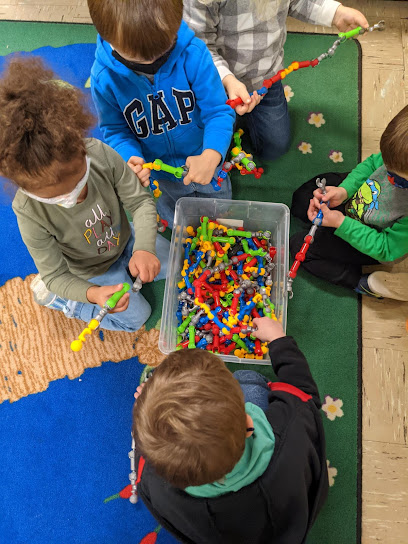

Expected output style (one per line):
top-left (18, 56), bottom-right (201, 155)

top-left (0, 274), bottom-right (165, 403)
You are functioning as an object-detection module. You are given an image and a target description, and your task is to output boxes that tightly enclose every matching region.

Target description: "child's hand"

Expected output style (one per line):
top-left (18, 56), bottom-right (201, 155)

top-left (134, 382), bottom-right (146, 400)
top-left (223, 74), bottom-right (263, 115)
top-left (252, 317), bottom-right (285, 343)
top-left (183, 149), bottom-right (222, 186)
top-left (129, 250), bottom-right (160, 283)
top-left (307, 200), bottom-right (345, 229)
top-left (332, 5), bottom-right (369, 33)
top-left (313, 185), bottom-right (347, 208)
top-left (86, 283), bottom-right (130, 312)
top-left (127, 156), bottom-right (151, 187)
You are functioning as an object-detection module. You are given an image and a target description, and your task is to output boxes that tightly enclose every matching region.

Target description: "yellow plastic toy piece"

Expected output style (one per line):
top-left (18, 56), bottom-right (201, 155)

top-left (142, 162), bottom-right (161, 172)
top-left (186, 226), bottom-right (196, 236)
top-left (70, 319), bottom-right (100, 352)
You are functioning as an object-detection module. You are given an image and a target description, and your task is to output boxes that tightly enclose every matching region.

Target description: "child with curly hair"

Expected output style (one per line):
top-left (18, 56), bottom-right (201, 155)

top-left (0, 57), bottom-right (169, 331)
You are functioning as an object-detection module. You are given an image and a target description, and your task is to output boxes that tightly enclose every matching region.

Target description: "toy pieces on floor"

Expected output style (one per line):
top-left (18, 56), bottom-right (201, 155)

top-left (176, 216), bottom-right (277, 359)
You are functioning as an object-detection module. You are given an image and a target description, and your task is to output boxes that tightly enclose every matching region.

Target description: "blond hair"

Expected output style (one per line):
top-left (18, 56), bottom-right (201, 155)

top-left (133, 350), bottom-right (247, 489)
top-left (380, 105), bottom-right (408, 175)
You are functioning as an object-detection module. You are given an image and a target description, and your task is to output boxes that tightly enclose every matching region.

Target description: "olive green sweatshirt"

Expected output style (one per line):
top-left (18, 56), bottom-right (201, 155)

top-left (12, 138), bottom-right (157, 303)
top-left (336, 153), bottom-right (408, 262)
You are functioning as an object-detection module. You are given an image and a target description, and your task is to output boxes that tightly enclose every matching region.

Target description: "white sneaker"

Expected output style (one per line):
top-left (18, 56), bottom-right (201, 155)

top-left (30, 274), bottom-right (68, 310)
top-left (368, 271), bottom-right (408, 301)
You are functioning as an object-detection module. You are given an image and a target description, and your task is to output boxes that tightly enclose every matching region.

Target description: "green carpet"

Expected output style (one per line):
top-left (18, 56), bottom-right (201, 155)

top-left (0, 22), bottom-right (361, 543)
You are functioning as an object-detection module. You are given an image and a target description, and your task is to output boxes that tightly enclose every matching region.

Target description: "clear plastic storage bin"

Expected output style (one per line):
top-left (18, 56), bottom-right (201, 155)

top-left (159, 198), bottom-right (290, 365)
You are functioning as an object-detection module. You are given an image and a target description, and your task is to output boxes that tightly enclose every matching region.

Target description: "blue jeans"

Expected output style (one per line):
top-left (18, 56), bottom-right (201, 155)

top-left (155, 173), bottom-right (232, 229)
top-left (234, 370), bottom-right (270, 412)
top-left (62, 230), bottom-right (170, 332)
top-left (245, 81), bottom-right (291, 161)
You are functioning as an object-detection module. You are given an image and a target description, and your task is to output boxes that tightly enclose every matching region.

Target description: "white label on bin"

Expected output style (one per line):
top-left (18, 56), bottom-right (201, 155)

top-left (216, 218), bottom-right (244, 228)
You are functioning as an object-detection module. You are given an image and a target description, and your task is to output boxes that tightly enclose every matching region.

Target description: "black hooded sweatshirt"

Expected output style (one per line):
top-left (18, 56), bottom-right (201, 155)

top-left (135, 336), bottom-right (328, 544)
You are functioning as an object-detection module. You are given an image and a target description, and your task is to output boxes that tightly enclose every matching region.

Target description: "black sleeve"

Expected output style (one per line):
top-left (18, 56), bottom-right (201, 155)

top-left (268, 336), bottom-right (321, 408)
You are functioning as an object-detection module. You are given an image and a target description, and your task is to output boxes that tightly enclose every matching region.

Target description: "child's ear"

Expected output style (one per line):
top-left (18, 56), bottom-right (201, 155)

top-left (246, 413), bottom-right (254, 437)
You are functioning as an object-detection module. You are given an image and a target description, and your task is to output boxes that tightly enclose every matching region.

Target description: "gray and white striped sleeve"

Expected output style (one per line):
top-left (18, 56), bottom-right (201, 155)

top-left (288, 0), bottom-right (341, 26)
top-left (183, 0), bottom-right (233, 82)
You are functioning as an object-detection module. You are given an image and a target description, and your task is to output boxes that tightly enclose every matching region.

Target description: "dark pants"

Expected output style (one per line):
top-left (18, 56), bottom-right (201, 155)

top-left (290, 172), bottom-right (379, 290)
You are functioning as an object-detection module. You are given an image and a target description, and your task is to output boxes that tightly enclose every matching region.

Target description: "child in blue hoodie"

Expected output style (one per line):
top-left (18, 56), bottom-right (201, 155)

top-left (88, 0), bottom-right (235, 228)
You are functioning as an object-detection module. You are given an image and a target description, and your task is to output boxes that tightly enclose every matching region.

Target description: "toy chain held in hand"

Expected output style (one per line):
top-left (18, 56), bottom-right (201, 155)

top-left (143, 130), bottom-right (264, 195)
top-left (176, 216), bottom-right (278, 359)
top-left (70, 282), bottom-right (136, 352)
top-left (226, 20), bottom-right (385, 109)
top-left (286, 177), bottom-right (328, 298)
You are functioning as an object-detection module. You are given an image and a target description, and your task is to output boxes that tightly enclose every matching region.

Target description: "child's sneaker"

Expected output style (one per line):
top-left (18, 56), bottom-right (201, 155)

top-left (354, 273), bottom-right (383, 299)
top-left (366, 271), bottom-right (408, 301)
top-left (30, 274), bottom-right (68, 310)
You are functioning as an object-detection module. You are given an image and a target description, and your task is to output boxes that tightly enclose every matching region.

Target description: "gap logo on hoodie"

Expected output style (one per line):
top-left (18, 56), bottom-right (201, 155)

top-left (124, 89), bottom-right (196, 138)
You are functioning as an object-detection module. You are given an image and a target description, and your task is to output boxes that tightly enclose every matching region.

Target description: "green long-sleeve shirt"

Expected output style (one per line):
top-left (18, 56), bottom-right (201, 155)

top-left (12, 138), bottom-right (157, 302)
top-left (335, 153), bottom-right (408, 262)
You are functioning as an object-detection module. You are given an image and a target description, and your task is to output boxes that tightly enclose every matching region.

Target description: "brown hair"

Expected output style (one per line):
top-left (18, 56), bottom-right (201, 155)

top-left (380, 105), bottom-right (408, 174)
top-left (0, 57), bottom-right (94, 190)
top-left (133, 350), bottom-right (247, 489)
top-left (87, 0), bottom-right (183, 61)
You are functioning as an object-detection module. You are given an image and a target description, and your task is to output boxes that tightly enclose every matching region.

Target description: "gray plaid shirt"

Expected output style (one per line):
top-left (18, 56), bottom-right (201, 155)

top-left (183, 0), bottom-right (340, 91)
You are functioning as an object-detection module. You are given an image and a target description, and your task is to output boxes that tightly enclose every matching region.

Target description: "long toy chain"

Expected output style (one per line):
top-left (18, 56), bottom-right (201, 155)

top-left (71, 282), bottom-right (133, 351)
top-left (226, 21), bottom-right (385, 109)
top-left (142, 130), bottom-right (264, 195)
top-left (286, 178), bottom-right (328, 298)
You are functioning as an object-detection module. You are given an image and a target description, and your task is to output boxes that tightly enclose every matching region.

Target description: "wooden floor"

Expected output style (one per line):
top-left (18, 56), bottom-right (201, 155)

top-left (1, 1), bottom-right (407, 542)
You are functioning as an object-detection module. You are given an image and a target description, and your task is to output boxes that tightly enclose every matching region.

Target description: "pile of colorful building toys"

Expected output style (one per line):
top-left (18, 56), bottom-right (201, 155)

top-left (176, 216), bottom-right (277, 359)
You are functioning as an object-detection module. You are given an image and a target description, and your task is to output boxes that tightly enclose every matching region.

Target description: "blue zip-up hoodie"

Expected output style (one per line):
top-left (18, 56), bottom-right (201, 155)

top-left (91, 22), bottom-right (235, 182)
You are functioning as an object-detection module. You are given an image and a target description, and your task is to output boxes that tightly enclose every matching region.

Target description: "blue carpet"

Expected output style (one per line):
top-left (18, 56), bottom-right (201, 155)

top-left (0, 43), bottom-right (178, 544)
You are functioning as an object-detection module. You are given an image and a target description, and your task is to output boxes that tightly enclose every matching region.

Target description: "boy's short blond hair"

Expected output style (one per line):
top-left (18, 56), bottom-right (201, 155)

top-left (380, 105), bottom-right (408, 175)
top-left (132, 350), bottom-right (247, 489)
top-left (87, 0), bottom-right (183, 61)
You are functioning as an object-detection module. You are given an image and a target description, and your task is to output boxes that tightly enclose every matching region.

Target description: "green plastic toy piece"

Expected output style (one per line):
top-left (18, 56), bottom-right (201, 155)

top-left (338, 26), bottom-right (361, 40)
top-left (177, 312), bottom-right (194, 334)
top-left (227, 229), bottom-right (252, 238)
top-left (201, 216), bottom-right (209, 241)
top-left (188, 325), bottom-right (196, 349)
top-left (212, 236), bottom-right (236, 244)
top-left (153, 159), bottom-right (185, 179)
top-left (233, 131), bottom-right (242, 148)
top-left (232, 334), bottom-right (250, 352)
top-left (105, 282), bottom-right (130, 309)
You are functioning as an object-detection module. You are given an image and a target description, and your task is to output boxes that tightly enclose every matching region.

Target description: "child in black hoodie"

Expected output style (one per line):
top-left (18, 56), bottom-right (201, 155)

top-left (132, 318), bottom-right (328, 544)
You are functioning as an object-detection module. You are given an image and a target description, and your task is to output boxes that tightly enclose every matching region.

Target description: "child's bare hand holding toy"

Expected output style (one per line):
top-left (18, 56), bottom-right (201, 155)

top-left (128, 250), bottom-right (161, 283)
top-left (332, 6), bottom-right (369, 34)
top-left (183, 149), bottom-right (221, 186)
top-left (312, 185), bottom-right (347, 208)
top-left (127, 156), bottom-right (151, 187)
top-left (252, 317), bottom-right (285, 343)
top-left (87, 283), bottom-right (130, 313)
top-left (223, 74), bottom-right (263, 115)
top-left (307, 200), bottom-right (345, 229)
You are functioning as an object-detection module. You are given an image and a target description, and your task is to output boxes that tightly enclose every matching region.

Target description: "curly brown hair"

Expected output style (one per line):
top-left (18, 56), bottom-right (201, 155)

top-left (0, 56), bottom-right (95, 190)
top-left (133, 349), bottom-right (247, 489)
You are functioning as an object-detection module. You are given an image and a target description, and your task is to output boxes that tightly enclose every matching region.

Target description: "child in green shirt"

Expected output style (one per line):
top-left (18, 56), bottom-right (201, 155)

top-left (290, 105), bottom-right (408, 300)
